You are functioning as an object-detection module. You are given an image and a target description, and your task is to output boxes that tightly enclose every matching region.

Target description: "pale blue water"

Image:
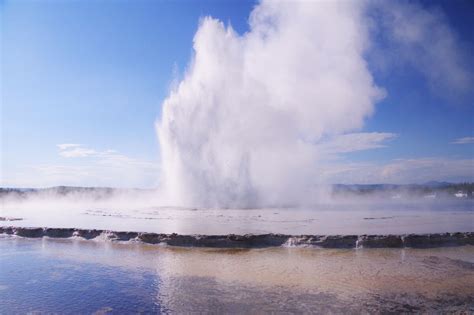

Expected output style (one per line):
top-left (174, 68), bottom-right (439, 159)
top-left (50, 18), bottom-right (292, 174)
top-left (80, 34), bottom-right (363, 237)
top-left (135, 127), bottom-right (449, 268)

top-left (1, 236), bottom-right (473, 313)
top-left (0, 238), bottom-right (161, 313)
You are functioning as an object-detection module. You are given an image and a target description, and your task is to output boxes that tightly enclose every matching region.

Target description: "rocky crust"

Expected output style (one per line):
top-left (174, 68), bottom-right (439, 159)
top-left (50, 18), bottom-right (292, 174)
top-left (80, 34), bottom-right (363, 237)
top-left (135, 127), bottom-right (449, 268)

top-left (0, 226), bottom-right (473, 248)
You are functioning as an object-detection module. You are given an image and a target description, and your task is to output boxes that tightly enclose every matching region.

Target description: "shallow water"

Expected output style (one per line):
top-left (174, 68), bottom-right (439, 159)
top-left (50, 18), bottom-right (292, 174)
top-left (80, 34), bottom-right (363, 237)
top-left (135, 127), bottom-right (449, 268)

top-left (2, 199), bottom-right (473, 235)
top-left (1, 236), bottom-right (473, 313)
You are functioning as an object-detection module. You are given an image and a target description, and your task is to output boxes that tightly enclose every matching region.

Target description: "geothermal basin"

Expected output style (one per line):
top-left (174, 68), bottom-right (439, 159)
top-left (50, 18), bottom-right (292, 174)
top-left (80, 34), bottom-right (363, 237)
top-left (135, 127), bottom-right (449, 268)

top-left (1, 199), bottom-right (473, 313)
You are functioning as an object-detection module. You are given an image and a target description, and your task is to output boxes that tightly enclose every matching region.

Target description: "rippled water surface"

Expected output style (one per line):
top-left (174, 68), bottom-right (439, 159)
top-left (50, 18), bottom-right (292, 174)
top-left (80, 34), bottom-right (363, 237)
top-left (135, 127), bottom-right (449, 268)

top-left (1, 236), bottom-right (473, 313)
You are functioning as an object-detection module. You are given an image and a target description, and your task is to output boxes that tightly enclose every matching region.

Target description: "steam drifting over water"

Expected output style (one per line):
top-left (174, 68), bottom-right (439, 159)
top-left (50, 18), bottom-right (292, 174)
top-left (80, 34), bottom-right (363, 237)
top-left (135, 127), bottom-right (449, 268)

top-left (156, 0), bottom-right (470, 208)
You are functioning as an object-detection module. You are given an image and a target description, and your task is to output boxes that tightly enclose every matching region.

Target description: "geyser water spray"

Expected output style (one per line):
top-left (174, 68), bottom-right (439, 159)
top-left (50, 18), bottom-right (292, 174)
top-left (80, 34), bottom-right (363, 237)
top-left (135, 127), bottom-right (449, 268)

top-left (157, 1), bottom-right (384, 208)
top-left (156, 0), bottom-right (470, 208)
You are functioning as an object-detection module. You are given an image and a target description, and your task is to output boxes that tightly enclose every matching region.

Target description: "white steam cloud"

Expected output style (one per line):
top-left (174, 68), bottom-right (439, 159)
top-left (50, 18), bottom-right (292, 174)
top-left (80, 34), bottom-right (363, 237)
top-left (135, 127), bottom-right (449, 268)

top-left (156, 0), bottom-right (471, 208)
top-left (372, 0), bottom-right (473, 96)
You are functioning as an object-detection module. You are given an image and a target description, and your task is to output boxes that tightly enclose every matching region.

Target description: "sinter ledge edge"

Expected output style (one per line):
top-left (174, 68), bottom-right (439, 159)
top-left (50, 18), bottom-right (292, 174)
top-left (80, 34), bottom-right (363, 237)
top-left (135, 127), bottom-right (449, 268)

top-left (1, 226), bottom-right (473, 249)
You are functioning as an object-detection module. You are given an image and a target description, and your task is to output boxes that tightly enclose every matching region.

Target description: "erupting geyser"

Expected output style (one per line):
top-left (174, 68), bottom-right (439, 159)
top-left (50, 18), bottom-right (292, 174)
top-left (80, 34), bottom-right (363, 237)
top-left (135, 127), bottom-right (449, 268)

top-left (156, 0), bottom-right (470, 208)
top-left (157, 1), bottom-right (384, 208)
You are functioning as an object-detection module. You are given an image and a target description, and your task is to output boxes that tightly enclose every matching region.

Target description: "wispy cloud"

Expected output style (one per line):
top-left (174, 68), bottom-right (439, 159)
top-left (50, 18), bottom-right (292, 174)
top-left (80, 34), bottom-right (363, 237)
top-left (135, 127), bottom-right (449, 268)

top-left (58, 144), bottom-right (97, 158)
top-left (316, 132), bottom-right (397, 156)
top-left (452, 137), bottom-right (474, 145)
top-left (57, 143), bottom-right (82, 150)
top-left (56, 144), bottom-right (159, 165)
top-left (2, 144), bottom-right (160, 188)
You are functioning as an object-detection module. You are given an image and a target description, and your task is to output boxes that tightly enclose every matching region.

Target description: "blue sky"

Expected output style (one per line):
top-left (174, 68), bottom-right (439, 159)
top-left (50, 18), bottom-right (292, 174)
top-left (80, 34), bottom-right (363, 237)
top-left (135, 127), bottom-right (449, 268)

top-left (1, 0), bottom-right (473, 188)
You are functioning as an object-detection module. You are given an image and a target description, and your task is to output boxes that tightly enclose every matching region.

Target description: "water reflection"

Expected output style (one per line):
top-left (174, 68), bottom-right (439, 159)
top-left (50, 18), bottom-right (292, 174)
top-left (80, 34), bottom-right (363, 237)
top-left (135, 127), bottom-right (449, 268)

top-left (1, 236), bottom-right (473, 313)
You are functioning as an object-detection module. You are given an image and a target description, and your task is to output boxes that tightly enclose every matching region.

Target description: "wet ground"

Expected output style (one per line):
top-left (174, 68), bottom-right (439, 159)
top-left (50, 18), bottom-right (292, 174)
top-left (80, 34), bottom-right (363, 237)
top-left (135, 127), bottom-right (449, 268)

top-left (1, 236), bottom-right (473, 313)
top-left (2, 199), bottom-right (473, 235)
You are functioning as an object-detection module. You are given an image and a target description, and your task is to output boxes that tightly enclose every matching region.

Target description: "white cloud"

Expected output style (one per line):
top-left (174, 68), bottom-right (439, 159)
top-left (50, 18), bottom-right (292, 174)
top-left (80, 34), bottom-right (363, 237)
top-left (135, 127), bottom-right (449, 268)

top-left (57, 143), bottom-right (81, 150)
top-left (452, 137), bottom-right (474, 145)
top-left (315, 132), bottom-right (397, 156)
top-left (59, 146), bottom-right (97, 158)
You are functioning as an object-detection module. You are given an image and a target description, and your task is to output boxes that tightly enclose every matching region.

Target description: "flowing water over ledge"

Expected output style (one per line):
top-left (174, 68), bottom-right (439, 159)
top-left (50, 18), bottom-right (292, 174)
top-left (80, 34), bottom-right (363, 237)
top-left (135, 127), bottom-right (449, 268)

top-left (1, 226), bottom-right (474, 248)
top-left (1, 236), bottom-right (473, 313)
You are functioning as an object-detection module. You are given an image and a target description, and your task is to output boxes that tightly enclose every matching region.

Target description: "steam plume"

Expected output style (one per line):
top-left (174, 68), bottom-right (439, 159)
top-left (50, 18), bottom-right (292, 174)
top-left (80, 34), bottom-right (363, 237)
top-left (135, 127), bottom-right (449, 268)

top-left (156, 0), bottom-right (470, 208)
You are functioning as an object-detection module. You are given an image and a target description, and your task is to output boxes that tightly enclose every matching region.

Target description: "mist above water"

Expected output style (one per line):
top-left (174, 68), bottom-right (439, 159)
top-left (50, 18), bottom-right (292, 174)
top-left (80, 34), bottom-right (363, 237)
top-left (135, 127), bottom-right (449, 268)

top-left (156, 0), bottom-right (470, 208)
